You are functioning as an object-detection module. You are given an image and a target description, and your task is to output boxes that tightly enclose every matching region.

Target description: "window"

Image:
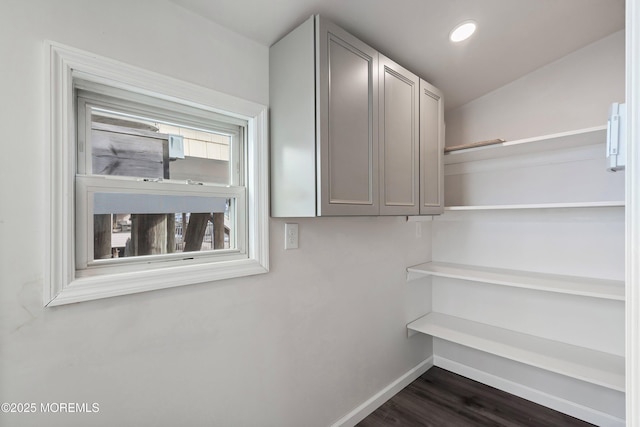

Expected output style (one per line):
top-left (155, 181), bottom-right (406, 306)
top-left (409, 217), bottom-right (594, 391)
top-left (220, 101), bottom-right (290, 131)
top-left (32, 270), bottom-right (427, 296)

top-left (45, 42), bottom-right (269, 306)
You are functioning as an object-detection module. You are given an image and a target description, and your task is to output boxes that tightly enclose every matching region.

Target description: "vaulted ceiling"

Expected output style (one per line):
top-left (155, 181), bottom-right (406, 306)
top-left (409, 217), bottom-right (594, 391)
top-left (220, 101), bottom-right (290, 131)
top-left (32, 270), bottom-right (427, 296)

top-left (171, 0), bottom-right (625, 110)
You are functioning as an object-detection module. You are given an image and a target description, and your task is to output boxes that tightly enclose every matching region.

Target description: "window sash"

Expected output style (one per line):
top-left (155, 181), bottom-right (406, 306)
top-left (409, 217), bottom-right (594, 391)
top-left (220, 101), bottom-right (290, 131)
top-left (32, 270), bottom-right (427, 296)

top-left (74, 83), bottom-right (249, 276)
top-left (75, 90), bottom-right (244, 187)
top-left (75, 175), bottom-right (247, 275)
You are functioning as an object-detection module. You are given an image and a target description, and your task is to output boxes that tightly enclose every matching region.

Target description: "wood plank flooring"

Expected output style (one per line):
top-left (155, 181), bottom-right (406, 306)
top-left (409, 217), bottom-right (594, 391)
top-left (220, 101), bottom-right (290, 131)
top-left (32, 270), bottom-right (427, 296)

top-left (356, 367), bottom-right (595, 427)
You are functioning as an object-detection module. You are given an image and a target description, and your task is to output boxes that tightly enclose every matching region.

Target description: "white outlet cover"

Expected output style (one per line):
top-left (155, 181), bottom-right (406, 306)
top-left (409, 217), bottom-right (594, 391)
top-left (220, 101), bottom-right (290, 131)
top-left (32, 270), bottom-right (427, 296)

top-left (285, 223), bottom-right (298, 250)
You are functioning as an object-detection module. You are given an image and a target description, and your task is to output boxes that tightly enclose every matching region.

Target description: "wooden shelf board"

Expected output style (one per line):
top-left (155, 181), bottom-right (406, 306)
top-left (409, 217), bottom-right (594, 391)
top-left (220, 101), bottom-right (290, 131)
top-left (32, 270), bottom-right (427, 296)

top-left (444, 138), bottom-right (506, 152)
top-left (444, 126), bottom-right (607, 165)
top-left (406, 262), bottom-right (625, 301)
top-left (408, 312), bottom-right (625, 392)
top-left (444, 201), bottom-right (625, 211)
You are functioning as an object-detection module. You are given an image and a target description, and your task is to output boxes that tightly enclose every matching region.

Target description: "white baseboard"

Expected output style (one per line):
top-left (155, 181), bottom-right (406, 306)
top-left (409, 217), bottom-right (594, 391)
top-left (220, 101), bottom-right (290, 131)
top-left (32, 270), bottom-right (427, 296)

top-left (434, 356), bottom-right (625, 427)
top-left (330, 357), bottom-right (434, 427)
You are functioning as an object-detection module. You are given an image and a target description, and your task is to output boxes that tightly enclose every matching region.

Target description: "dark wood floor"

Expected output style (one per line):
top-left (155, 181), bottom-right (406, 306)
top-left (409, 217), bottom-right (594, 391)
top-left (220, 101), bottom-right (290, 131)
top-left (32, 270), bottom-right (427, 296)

top-left (356, 367), bottom-right (595, 427)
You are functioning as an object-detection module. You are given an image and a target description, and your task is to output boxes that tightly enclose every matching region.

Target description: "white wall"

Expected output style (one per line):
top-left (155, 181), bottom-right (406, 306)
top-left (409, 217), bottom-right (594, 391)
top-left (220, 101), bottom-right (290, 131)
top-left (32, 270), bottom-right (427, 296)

top-left (0, 2), bottom-right (432, 426)
top-left (433, 30), bottom-right (626, 424)
top-left (445, 30), bottom-right (625, 147)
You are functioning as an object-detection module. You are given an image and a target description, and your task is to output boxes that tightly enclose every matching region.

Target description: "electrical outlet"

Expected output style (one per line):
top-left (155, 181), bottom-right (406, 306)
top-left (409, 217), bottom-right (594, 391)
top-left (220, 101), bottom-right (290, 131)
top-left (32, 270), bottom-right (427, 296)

top-left (416, 222), bottom-right (422, 238)
top-left (285, 223), bottom-right (299, 250)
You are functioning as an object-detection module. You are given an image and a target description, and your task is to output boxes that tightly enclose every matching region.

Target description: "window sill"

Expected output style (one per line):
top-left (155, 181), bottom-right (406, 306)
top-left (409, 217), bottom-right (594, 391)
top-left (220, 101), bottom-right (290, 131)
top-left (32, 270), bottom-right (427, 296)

top-left (47, 258), bottom-right (267, 306)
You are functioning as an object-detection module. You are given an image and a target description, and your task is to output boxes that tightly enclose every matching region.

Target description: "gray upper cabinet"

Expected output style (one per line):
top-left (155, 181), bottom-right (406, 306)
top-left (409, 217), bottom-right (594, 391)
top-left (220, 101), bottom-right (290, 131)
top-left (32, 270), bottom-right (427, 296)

top-left (420, 79), bottom-right (444, 215)
top-left (317, 17), bottom-right (379, 216)
top-left (379, 55), bottom-right (419, 216)
top-left (270, 15), bottom-right (378, 217)
top-left (270, 15), bottom-right (442, 217)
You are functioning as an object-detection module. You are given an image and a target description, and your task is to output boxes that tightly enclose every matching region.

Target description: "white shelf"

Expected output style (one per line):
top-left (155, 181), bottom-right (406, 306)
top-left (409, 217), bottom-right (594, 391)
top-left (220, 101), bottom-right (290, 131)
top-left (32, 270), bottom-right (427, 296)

top-left (407, 312), bottom-right (625, 392)
top-left (444, 201), bottom-right (625, 211)
top-left (444, 125), bottom-right (607, 165)
top-left (406, 262), bottom-right (625, 301)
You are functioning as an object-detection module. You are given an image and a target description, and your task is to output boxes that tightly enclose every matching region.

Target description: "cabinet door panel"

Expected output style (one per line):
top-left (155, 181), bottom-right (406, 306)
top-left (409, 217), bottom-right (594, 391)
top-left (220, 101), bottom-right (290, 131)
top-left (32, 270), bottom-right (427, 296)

top-left (328, 39), bottom-right (373, 204)
top-left (420, 80), bottom-right (444, 215)
top-left (317, 17), bottom-right (379, 215)
top-left (379, 56), bottom-right (419, 215)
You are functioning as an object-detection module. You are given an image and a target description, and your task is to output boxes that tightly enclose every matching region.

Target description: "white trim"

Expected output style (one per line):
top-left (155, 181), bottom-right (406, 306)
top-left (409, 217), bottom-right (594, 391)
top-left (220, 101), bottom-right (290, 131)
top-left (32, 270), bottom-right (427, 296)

top-left (444, 126), bottom-right (607, 164)
top-left (246, 107), bottom-right (270, 269)
top-left (434, 356), bottom-right (625, 427)
top-left (627, 0), bottom-right (640, 424)
top-left (44, 41), bottom-right (269, 306)
top-left (445, 143), bottom-right (605, 176)
top-left (407, 261), bottom-right (625, 300)
top-left (47, 258), bottom-right (268, 306)
top-left (445, 201), bottom-right (625, 210)
top-left (330, 357), bottom-right (434, 427)
top-left (409, 312), bottom-right (625, 392)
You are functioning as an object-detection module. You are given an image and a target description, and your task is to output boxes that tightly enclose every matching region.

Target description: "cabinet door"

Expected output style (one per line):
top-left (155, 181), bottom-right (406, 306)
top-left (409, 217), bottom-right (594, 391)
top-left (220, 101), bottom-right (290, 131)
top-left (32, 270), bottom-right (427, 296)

top-left (379, 55), bottom-right (419, 215)
top-left (316, 16), bottom-right (379, 216)
top-left (419, 79), bottom-right (444, 215)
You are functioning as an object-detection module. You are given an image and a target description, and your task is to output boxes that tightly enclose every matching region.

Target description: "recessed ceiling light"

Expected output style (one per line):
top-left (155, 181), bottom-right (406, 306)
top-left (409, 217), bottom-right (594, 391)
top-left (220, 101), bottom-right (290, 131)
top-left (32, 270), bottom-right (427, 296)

top-left (450, 20), bottom-right (477, 43)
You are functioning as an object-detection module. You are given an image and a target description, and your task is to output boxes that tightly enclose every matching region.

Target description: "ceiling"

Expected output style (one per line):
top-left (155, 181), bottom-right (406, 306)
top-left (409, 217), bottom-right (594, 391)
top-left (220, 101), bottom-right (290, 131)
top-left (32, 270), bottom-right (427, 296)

top-left (171, 0), bottom-right (625, 111)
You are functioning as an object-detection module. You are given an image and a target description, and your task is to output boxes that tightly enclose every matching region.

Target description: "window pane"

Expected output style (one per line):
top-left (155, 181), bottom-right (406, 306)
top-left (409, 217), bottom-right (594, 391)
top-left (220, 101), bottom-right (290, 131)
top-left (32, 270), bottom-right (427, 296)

top-left (92, 193), bottom-right (234, 260)
top-left (90, 108), bottom-right (232, 184)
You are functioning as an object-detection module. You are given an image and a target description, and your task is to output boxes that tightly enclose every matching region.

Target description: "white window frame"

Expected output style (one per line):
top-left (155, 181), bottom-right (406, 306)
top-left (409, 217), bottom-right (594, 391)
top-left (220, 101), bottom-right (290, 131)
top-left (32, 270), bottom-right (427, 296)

top-left (44, 41), bottom-right (269, 307)
top-left (73, 85), bottom-right (248, 272)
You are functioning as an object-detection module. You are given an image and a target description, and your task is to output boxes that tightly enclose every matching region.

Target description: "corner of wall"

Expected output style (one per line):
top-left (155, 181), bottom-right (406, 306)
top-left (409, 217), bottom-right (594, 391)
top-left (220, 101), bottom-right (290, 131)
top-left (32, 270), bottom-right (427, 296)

top-left (445, 30), bottom-right (625, 147)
